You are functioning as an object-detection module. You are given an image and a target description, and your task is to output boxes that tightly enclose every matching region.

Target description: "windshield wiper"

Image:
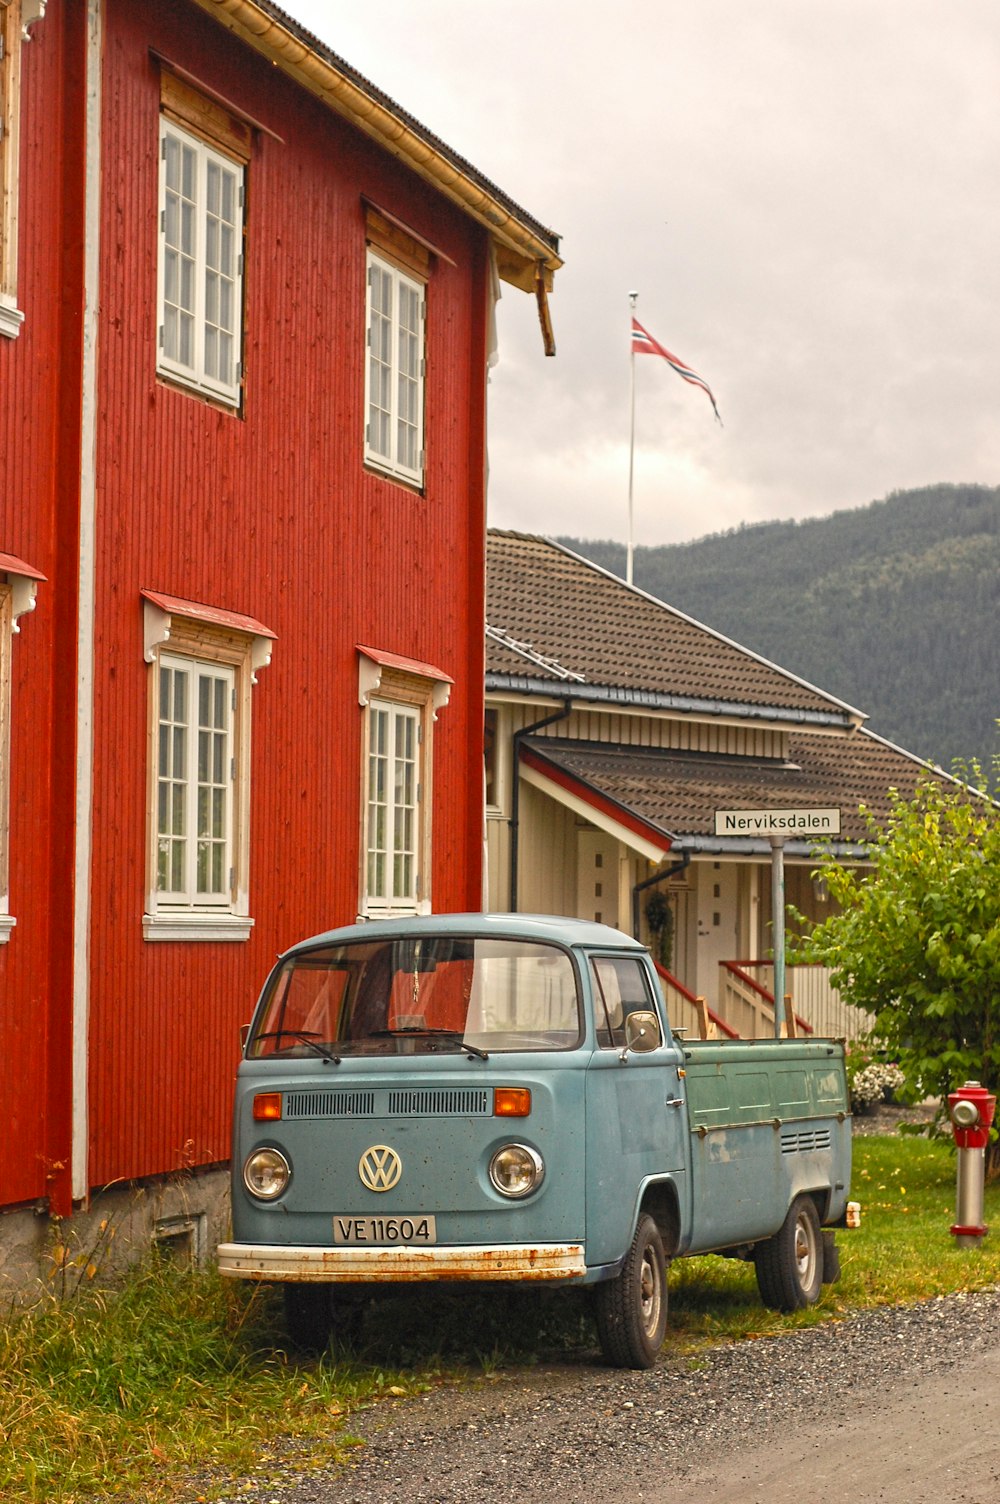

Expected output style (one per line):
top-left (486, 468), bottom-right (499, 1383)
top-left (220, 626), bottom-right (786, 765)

top-left (252, 1029), bottom-right (340, 1064)
top-left (369, 1027), bottom-right (489, 1061)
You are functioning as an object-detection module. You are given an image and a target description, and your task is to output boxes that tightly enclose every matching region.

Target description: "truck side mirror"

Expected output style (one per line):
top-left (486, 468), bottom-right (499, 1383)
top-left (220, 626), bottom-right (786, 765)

top-left (240, 1024), bottom-right (251, 1051)
top-left (623, 1010), bottom-right (662, 1055)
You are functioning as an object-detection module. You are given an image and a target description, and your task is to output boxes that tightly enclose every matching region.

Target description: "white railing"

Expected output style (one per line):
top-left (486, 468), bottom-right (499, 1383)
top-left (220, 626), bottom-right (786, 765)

top-left (653, 962), bottom-right (738, 1041)
top-left (717, 964), bottom-right (803, 1039)
top-left (730, 961), bottom-right (874, 1040)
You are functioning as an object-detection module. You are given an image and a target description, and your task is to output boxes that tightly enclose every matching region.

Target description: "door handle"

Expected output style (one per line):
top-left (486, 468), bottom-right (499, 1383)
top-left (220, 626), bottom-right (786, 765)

top-left (666, 1097), bottom-right (684, 1108)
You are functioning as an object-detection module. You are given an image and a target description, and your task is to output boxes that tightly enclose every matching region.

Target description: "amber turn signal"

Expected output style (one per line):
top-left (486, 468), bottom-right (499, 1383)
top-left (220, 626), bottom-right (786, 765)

top-left (494, 1087), bottom-right (531, 1118)
top-left (252, 1092), bottom-right (283, 1122)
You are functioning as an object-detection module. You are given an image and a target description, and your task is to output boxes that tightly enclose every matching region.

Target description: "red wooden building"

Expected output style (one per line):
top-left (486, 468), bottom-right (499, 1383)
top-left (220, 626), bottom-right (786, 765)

top-left (0, 0), bottom-right (560, 1275)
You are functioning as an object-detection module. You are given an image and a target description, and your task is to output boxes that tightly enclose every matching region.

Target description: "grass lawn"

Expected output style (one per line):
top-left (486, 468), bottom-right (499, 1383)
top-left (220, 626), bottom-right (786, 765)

top-left (2, 1134), bottom-right (998, 1503)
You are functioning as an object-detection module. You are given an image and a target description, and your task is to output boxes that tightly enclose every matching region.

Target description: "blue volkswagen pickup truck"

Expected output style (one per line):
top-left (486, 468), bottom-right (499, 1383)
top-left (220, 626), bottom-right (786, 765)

top-left (217, 914), bottom-right (851, 1368)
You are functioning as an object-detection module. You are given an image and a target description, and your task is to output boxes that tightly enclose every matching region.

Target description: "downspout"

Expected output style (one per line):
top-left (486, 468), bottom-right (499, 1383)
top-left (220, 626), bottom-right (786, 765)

top-left (508, 703), bottom-right (573, 911)
top-left (632, 852), bottom-right (691, 942)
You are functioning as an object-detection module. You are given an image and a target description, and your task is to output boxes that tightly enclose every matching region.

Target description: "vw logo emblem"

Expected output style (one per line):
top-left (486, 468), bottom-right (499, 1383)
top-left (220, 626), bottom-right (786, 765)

top-left (358, 1144), bottom-right (402, 1192)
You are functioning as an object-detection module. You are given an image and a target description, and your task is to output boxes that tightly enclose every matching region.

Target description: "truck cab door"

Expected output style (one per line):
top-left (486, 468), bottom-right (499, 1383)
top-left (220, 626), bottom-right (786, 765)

top-left (584, 953), bottom-right (689, 1267)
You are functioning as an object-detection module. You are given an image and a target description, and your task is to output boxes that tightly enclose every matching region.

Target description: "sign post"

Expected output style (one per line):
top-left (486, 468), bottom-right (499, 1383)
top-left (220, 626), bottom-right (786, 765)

top-left (713, 808), bottom-right (842, 1039)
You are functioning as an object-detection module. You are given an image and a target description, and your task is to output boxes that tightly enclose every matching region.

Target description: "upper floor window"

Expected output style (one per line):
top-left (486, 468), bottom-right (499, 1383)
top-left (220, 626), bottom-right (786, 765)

top-left (142, 591), bottom-right (274, 941)
top-left (1, 0), bottom-right (44, 338)
top-left (157, 120), bottom-right (244, 404)
top-left (365, 248), bottom-right (425, 485)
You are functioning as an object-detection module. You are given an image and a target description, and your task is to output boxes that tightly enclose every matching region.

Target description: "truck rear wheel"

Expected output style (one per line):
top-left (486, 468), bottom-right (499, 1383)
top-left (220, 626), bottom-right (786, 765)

top-left (754, 1194), bottom-right (823, 1311)
top-left (594, 1212), bottom-right (668, 1369)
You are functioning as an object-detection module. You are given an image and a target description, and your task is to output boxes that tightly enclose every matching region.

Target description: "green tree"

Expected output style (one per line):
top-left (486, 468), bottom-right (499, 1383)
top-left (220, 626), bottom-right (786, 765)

top-left (793, 766), bottom-right (1000, 1176)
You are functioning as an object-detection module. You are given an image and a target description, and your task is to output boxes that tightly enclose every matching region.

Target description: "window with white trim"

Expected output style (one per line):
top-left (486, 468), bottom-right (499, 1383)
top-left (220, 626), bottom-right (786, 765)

top-left (365, 249), bottom-right (425, 484)
top-left (357, 648), bottom-right (452, 920)
top-left (0, 553), bottom-right (44, 942)
top-left (155, 653), bottom-right (235, 906)
top-left (366, 698), bottom-right (420, 913)
top-left (143, 594), bottom-right (273, 941)
top-left (1, 0), bottom-right (45, 339)
top-left (157, 118), bottom-right (244, 404)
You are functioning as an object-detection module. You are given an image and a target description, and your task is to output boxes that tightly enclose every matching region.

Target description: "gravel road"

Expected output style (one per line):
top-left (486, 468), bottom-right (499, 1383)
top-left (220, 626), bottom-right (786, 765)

top-left (203, 1285), bottom-right (1000, 1504)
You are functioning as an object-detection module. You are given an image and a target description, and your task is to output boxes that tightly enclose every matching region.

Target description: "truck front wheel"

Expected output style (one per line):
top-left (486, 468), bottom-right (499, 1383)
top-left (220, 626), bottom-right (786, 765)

top-left (281, 1281), bottom-right (362, 1353)
top-left (754, 1194), bottom-right (823, 1311)
top-left (595, 1213), bottom-right (668, 1369)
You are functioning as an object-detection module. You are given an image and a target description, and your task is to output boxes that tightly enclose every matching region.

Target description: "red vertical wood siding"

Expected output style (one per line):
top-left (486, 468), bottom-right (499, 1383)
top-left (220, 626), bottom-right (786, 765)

top-left (83, 0), bottom-right (489, 1188)
top-left (0, 1), bottom-right (81, 1209)
top-left (1, 0), bottom-right (498, 1210)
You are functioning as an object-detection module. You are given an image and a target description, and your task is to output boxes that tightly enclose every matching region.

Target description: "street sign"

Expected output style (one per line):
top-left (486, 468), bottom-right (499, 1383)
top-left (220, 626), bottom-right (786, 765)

top-left (713, 807), bottom-right (842, 838)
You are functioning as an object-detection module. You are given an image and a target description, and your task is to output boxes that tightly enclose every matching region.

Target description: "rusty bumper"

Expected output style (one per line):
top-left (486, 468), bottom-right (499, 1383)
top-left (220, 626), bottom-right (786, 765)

top-left (217, 1241), bottom-right (587, 1283)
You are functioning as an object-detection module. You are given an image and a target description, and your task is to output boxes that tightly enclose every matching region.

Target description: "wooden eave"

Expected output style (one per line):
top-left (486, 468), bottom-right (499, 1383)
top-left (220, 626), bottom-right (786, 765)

top-left (188, 0), bottom-right (562, 294)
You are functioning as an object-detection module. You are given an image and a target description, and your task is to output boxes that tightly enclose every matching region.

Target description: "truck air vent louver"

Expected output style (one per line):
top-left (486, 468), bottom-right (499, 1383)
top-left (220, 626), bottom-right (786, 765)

top-left (780, 1127), bottom-right (833, 1154)
top-left (284, 1091), bottom-right (376, 1119)
top-left (388, 1089), bottom-right (491, 1117)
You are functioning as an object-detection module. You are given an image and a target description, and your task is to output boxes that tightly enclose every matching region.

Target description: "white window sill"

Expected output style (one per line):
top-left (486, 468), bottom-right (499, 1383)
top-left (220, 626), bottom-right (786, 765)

top-left (143, 911), bottom-right (253, 942)
top-left (0, 301), bottom-right (24, 340)
top-left (361, 900), bottom-right (430, 921)
top-left (363, 453), bottom-right (424, 490)
top-left (0, 914), bottom-right (16, 944)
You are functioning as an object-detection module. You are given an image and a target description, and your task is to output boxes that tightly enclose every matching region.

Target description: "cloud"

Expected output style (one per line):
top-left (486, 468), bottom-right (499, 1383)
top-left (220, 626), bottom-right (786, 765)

top-left (285, 0), bottom-right (1000, 542)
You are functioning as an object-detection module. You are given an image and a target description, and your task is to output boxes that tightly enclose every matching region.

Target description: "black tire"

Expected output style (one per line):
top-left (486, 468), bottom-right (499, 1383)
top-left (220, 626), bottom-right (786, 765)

top-left (282, 1283), bottom-right (335, 1354)
top-left (594, 1212), bottom-right (668, 1369)
top-left (754, 1195), bottom-right (823, 1312)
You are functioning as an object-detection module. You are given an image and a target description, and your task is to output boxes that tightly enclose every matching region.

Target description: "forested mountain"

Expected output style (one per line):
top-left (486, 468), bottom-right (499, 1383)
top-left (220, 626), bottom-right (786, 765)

top-left (559, 483), bottom-right (1000, 774)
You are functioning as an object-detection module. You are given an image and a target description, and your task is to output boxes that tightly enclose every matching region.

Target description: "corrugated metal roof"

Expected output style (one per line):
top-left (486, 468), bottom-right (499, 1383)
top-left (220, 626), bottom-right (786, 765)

top-left (486, 531), bottom-right (864, 725)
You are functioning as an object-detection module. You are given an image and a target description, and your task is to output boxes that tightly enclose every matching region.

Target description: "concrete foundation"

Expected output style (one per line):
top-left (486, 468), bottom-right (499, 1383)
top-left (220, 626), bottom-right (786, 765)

top-left (0, 1167), bottom-right (231, 1304)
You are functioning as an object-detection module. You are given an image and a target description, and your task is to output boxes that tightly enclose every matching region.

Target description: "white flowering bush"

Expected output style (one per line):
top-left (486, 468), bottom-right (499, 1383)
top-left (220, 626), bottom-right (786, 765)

top-left (850, 1060), bottom-right (906, 1111)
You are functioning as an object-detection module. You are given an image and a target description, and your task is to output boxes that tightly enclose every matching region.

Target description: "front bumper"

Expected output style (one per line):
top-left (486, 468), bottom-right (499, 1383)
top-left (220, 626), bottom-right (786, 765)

top-left (217, 1240), bottom-right (587, 1283)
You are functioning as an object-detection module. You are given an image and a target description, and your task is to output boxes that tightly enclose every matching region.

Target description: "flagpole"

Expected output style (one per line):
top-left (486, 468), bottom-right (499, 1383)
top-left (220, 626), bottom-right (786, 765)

top-left (627, 290), bottom-right (638, 586)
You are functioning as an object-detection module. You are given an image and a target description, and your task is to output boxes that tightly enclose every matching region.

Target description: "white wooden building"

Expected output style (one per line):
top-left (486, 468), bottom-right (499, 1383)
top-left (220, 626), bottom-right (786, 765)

top-left (484, 531), bottom-right (936, 1039)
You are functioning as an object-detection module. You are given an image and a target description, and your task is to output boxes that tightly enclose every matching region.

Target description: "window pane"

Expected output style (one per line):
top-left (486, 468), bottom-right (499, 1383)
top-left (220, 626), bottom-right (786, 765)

top-left (159, 124), bottom-right (243, 398)
top-left (365, 256), bottom-right (423, 476)
top-left (155, 655), bottom-right (234, 906)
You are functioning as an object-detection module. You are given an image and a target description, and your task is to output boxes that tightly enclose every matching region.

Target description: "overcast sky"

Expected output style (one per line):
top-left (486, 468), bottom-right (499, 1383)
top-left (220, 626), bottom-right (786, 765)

top-left (284, 1), bottom-right (999, 547)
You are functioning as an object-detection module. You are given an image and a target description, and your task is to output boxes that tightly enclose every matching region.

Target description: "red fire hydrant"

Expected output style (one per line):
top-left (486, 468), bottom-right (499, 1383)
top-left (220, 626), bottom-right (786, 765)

top-left (948, 1081), bottom-right (996, 1246)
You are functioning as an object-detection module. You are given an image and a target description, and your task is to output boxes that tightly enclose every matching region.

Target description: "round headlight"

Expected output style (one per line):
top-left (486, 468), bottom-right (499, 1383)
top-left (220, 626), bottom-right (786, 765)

top-left (489, 1143), bottom-right (544, 1199)
top-left (243, 1147), bottom-right (291, 1200)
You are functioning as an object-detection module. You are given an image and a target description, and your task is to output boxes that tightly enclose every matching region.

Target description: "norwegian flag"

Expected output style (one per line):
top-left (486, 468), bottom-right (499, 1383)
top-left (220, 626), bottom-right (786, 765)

top-left (630, 317), bottom-right (722, 425)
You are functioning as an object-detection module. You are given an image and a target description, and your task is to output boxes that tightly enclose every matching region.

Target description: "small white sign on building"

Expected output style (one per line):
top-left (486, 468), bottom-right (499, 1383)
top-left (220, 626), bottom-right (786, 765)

top-left (713, 807), bottom-right (842, 838)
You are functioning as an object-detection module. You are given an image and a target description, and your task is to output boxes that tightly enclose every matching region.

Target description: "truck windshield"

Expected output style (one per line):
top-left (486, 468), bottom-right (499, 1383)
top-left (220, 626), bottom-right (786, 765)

top-left (247, 936), bottom-right (583, 1058)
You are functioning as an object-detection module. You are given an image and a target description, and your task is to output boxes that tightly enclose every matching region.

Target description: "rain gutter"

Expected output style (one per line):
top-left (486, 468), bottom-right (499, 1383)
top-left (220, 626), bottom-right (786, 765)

top-left (486, 675), bottom-right (856, 730)
top-left (670, 835), bottom-right (871, 860)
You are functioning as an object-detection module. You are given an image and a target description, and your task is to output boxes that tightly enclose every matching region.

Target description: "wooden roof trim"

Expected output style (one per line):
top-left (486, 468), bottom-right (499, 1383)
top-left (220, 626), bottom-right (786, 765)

top-left (188, 0), bottom-right (562, 290)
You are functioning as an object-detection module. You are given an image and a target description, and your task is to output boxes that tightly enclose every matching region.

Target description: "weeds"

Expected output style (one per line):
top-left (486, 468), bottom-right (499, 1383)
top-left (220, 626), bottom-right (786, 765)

top-left (2, 1135), bottom-right (998, 1503)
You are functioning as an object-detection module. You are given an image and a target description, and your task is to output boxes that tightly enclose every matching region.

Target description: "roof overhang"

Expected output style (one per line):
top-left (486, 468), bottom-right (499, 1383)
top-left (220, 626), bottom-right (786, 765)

top-left (188, 0), bottom-right (562, 299)
top-left (520, 745), bottom-right (673, 864)
top-left (487, 675), bottom-right (858, 734)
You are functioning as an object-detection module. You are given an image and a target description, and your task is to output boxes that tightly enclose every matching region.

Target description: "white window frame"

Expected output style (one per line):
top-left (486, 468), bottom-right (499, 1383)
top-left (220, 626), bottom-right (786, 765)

top-left (154, 652), bottom-right (236, 911)
top-left (364, 248), bottom-right (425, 485)
top-left (0, 554), bottom-right (44, 942)
top-left (1, 0), bottom-right (45, 339)
top-left (156, 118), bottom-right (244, 405)
top-left (357, 649), bottom-right (452, 921)
top-left (365, 697), bottom-right (422, 916)
top-left (142, 596), bottom-right (273, 942)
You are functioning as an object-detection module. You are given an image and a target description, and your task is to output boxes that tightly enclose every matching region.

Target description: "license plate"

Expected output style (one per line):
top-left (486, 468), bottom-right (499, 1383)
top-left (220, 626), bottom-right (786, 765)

top-left (333, 1214), bottom-right (437, 1245)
